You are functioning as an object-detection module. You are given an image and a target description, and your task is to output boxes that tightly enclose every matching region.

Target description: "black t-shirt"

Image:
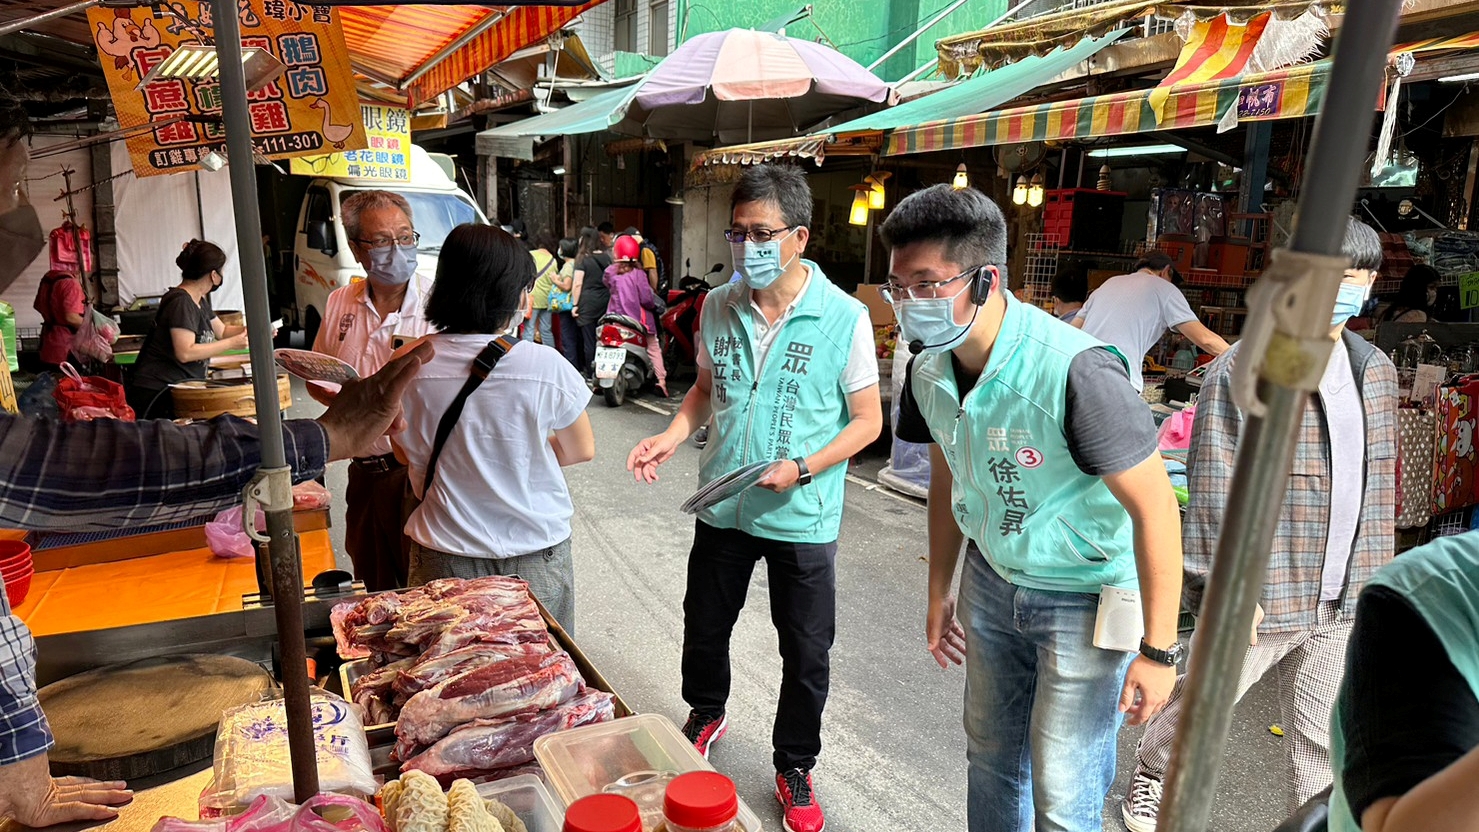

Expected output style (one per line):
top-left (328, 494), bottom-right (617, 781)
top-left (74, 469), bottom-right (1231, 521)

top-left (895, 347), bottom-right (1158, 477)
top-left (131, 287), bottom-right (216, 390)
top-left (1338, 585), bottom-right (1479, 821)
top-left (576, 252), bottom-right (613, 321)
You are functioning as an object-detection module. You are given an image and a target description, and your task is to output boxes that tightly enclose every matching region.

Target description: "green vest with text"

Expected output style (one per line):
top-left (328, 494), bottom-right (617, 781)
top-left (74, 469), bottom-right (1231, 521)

top-left (1328, 536), bottom-right (1479, 831)
top-left (698, 262), bottom-right (864, 544)
top-left (910, 291), bottom-right (1139, 593)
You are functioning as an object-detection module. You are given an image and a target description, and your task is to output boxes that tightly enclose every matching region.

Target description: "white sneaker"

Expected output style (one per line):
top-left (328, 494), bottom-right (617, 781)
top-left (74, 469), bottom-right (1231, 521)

top-left (1122, 771), bottom-right (1163, 832)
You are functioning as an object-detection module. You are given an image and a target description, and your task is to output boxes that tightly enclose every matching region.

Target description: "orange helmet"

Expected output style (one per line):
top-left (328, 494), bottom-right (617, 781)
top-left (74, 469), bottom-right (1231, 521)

top-left (613, 235), bottom-right (641, 263)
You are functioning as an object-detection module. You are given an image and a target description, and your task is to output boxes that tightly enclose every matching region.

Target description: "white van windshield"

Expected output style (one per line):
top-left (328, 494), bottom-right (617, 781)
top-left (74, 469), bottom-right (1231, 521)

top-left (340, 190), bottom-right (480, 253)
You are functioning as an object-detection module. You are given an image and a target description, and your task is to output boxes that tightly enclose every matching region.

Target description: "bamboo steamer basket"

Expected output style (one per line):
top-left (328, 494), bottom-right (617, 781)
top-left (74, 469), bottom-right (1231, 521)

top-left (170, 374), bottom-right (292, 420)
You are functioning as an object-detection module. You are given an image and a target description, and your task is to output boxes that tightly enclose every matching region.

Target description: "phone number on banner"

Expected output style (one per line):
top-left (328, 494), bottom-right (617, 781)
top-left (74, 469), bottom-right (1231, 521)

top-left (254, 131), bottom-right (326, 156)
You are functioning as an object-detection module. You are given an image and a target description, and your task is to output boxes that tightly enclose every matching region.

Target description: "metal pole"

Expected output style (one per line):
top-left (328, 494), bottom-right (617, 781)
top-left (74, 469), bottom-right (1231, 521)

top-left (1156, 0), bottom-right (1400, 829)
top-left (210, 0), bottom-right (319, 802)
top-left (399, 10), bottom-right (508, 89)
top-left (0, 0), bottom-right (98, 37)
top-left (868, 0), bottom-right (1035, 73)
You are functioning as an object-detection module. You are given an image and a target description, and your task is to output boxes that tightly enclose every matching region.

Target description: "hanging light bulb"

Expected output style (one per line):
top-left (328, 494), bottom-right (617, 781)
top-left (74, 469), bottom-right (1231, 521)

top-left (866, 176), bottom-right (886, 210)
top-left (1027, 172), bottom-right (1045, 208)
top-left (952, 163), bottom-right (969, 190)
top-left (849, 190), bottom-right (869, 225)
top-left (1012, 175), bottom-right (1028, 205)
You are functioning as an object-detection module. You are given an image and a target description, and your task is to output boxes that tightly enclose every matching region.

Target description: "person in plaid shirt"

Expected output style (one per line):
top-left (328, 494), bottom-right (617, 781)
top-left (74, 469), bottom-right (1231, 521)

top-left (0, 344), bottom-right (430, 826)
top-left (1122, 216), bottom-right (1398, 831)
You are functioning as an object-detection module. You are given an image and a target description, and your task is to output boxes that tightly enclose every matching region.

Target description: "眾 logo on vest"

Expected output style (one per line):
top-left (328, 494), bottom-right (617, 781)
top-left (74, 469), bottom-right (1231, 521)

top-left (1015, 447), bottom-right (1044, 469)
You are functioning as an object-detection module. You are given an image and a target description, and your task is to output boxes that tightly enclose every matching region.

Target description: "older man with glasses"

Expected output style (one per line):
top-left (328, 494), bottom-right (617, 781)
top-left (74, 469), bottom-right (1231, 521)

top-left (312, 189), bottom-right (437, 591)
top-left (627, 164), bottom-right (882, 832)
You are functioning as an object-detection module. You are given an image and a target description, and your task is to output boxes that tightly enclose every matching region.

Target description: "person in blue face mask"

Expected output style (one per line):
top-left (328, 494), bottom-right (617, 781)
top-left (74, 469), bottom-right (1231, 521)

top-left (883, 184), bottom-right (1183, 832)
top-left (312, 189), bottom-right (438, 592)
top-left (625, 164), bottom-right (883, 832)
top-left (1123, 215), bottom-right (1398, 832)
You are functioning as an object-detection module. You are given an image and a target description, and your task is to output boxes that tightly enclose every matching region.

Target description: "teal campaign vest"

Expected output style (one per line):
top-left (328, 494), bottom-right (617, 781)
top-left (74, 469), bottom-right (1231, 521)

top-left (1328, 535), bottom-right (1479, 831)
top-left (697, 262), bottom-right (865, 544)
top-left (910, 291), bottom-right (1139, 594)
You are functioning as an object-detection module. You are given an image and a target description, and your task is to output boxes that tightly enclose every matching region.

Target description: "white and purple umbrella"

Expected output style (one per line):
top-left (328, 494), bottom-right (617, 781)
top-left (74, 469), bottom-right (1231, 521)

top-left (616, 29), bottom-right (897, 144)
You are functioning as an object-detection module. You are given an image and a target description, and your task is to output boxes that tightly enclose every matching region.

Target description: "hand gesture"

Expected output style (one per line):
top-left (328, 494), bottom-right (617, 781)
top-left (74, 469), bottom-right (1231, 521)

top-left (1119, 655), bottom-right (1176, 726)
top-left (0, 755), bottom-right (132, 828)
top-left (627, 431), bottom-right (681, 483)
top-left (317, 340), bottom-right (433, 461)
top-left (927, 594), bottom-right (967, 669)
top-left (757, 460), bottom-right (799, 493)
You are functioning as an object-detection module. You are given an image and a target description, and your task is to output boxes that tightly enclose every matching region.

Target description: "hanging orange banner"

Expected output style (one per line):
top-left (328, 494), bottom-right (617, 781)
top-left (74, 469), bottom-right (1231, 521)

top-left (89, 2), bottom-right (366, 177)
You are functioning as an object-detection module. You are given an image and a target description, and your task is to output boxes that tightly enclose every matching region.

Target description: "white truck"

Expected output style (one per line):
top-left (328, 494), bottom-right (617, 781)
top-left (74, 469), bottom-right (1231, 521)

top-left (263, 143), bottom-right (487, 346)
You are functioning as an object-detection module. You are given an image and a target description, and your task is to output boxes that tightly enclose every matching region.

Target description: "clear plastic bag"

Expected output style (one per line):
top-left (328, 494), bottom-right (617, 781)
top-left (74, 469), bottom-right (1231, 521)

top-left (70, 306), bottom-right (118, 365)
top-left (203, 693), bottom-right (377, 813)
top-left (291, 481), bottom-right (332, 510)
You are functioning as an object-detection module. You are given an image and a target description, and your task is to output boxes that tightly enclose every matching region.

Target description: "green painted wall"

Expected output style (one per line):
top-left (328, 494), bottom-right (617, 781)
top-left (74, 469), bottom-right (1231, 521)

top-left (677, 0), bottom-right (1008, 81)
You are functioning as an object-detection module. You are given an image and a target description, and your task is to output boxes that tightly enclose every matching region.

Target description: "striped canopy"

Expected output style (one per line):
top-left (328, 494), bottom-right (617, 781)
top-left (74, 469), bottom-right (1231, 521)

top-left (884, 60), bottom-right (1332, 156)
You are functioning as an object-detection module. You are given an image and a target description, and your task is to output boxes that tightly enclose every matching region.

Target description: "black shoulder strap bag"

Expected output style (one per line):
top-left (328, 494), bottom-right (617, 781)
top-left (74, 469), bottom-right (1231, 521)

top-left (421, 335), bottom-right (519, 495)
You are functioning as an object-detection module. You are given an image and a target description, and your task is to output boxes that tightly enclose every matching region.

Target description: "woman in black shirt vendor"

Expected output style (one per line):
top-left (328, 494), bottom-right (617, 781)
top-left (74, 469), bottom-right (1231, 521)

top-left (126, 239), bottom-right (248, 419)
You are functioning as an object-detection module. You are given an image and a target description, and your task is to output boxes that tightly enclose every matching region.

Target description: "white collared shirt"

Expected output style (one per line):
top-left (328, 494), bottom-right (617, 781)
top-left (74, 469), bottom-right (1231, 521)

top-left (313, 271), bottom-right (437, 456)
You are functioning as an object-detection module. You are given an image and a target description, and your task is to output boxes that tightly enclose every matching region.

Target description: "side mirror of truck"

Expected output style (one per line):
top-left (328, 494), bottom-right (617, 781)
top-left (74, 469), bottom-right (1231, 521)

top-left (306, 221), bottom-right (335, 256)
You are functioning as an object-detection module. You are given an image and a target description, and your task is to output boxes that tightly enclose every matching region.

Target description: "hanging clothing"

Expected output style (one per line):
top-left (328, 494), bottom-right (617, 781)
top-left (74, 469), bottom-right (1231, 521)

top-left (48, 222), bottom-right (93, 275)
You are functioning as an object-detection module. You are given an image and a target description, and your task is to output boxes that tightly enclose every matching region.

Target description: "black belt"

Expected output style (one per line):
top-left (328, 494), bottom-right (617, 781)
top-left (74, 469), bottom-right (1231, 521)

top-left (350, 453), bottom-right (401, 473)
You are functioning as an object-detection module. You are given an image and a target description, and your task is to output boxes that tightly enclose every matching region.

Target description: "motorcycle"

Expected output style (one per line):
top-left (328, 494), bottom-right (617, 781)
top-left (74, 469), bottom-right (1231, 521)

top-left (594, 313), bottom-right (658, 407)
top-left (661, 261), bottom-right (725, 376)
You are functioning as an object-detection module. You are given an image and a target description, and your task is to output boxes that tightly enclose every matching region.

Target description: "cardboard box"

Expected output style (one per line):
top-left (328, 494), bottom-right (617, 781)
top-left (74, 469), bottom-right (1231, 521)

top-left (854, 286), bottom-right (895, 325)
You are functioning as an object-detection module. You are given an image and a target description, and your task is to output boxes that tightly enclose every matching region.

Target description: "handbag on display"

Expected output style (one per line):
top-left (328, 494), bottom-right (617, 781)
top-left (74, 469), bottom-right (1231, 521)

top-left (1432, 374), bottom-right (1479, 513)
top-left (1395, 407), bottom-right (1436, 529)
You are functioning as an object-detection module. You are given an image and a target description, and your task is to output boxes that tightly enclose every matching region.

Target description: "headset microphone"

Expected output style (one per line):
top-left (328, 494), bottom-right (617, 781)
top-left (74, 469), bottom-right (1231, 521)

top-left (904, 265), bottom-right (996, 356)
top-left (909, 339), bottom-right (925, 355)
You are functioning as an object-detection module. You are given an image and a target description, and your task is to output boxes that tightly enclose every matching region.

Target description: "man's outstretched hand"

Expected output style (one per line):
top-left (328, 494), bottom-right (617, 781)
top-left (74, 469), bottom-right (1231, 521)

top-left (317, 340), bottom-right (433, 461)
top-left (0, 754), bottom-right (132, 827)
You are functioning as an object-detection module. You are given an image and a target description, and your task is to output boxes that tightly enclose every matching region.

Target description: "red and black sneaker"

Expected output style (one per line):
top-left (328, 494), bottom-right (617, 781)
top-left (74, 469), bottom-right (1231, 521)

top-left (775, 768), bottom-right (825, 832)
top-left (680, 710), bottom-right (728, 759)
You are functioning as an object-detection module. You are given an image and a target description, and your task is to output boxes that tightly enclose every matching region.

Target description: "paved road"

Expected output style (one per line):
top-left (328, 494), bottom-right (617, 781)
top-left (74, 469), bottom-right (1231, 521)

top-left (299, 377), bottom-right (1293, 831)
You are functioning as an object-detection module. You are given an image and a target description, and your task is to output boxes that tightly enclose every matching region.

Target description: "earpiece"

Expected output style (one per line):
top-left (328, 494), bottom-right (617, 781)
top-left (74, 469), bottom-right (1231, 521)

top-left (969, 265), bottom-right (996, 306)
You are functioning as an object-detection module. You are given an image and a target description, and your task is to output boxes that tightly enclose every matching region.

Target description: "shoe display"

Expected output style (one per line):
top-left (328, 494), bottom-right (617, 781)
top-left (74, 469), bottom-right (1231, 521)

top-left (1122, 771), bottom-right (1164, 832)
top-left (680, 710), bottom-right (727, 759)
top-left (775, 768), bottom-right (825, 832)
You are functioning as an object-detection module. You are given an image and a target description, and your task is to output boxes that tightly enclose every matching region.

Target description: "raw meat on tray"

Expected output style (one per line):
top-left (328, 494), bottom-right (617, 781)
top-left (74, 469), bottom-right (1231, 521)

top-left (400, 689), bottom-right (615, 776)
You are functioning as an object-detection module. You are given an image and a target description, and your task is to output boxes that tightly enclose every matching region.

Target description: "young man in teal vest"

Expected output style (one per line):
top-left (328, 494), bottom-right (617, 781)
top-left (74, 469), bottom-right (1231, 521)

top-left (882, 184), bottom-right (1183, 832)
top-left (627, 164), bottom-right (883, 832)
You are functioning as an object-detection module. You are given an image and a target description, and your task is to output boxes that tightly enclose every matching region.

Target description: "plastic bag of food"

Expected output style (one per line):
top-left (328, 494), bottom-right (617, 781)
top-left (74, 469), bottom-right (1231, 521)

top-left (71, 306), bottom-right (118, 365)
top-left (204, 693), bottom-right (377, 813)
top-left (291, 481), bottom-right (332, 510)
top-left (156, 794), bottom-right (296, 832)
top-left (205, 506), bottom-right (265, 560)
top-left (293, 793), bottom-right (389, 832)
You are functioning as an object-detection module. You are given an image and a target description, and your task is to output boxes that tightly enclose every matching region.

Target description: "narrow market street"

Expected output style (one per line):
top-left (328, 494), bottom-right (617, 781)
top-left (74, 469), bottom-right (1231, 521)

top-left (301, 377), bottom-right (1291, 832)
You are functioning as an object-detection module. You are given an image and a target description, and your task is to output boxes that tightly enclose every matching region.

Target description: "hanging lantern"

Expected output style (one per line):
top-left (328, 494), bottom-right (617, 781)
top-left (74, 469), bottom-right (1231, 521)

top-left (952, 163), bottom-right (969, 190)
top-left (866, 173), bottom-right (890, 210)
top-left (1097, 164), bottom-right (1113, 190)
top-left (1012, 175), bottom-right (1028, 205)
top-left (1027, 172), bottom-right (1045, 208)
top-left (849, 190), bottom-right (869, 225)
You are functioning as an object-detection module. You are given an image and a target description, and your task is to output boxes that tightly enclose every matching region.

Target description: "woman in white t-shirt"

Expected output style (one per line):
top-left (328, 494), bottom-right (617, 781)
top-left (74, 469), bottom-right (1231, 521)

top-left (392, 223), bottom-right (595, 632)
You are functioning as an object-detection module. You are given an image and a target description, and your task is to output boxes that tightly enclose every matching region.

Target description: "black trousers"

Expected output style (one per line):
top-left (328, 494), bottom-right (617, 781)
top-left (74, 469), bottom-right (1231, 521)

top-left (682, 520), bottom-right (838, 772)
top-left (576, 318), bottom-right (599, 373)
top-left (345, 456), bottom-right (412, 592)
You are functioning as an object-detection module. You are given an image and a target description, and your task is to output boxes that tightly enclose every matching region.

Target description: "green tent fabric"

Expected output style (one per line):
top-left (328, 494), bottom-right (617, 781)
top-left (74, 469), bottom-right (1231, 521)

top-left (478, 86), bottom-right (638, 139)
top-left (824, 30), bottom-right (1127, 135)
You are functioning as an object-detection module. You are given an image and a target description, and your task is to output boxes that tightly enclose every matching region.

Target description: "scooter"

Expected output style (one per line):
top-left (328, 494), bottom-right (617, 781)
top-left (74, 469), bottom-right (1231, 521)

top-left (594, 313), bottom-right (658, 407)
top-left (661, 261), bottom-right (725, 376)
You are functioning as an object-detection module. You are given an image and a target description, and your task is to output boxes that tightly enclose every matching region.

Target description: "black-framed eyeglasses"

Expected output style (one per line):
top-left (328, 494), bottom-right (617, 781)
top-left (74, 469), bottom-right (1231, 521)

top-left (879, 266), bottom-right (983, 303)
top-left (724, 226), bottom-right (795, 244)
top-left (353, 231), bottom-right (420, 249)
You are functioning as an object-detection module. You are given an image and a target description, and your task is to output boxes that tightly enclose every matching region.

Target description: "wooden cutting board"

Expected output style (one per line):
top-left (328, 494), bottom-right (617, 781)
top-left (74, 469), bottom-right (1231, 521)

top-left (39, 654), bottom-right (274, 781)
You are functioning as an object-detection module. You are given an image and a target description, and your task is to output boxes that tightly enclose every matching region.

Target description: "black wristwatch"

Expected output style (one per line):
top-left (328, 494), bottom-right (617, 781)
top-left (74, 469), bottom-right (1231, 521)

top-left (792, 457), bottom-right (813, 486)
top-left (1139, 639), bottom-right (1185, 667)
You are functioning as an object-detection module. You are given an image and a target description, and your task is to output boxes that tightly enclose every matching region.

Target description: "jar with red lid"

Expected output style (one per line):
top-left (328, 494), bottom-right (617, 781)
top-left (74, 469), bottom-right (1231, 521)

top-left (662, 771), bottom-right (739, 832)
top-left (563, 793), bottom-right (643, 832)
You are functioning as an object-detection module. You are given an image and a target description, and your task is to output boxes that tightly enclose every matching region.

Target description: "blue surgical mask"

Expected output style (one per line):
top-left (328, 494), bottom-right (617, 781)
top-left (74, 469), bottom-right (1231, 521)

top-left (895, 295), bottom-right (974, 354)
top-left (366, 243), bottom-right (417, 286)
top-left (1331, 282), bottom-right (1370, 327)
top-left (731, 234), bottom-right (797, 290)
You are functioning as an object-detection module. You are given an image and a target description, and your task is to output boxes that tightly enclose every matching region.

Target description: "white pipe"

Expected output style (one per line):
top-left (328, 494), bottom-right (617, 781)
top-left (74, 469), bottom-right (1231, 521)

top-left (868, 0), bottom-right (1037, 73)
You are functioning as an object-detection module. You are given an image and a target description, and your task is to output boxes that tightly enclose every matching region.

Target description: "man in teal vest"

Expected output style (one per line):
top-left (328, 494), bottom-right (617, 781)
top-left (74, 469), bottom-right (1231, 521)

top-left (882, 184), bottom-right (1183, 832)
top-left (627, 164), bottom-right (883, 832)
top-left (1328, 533), bottom-right (1479, 832)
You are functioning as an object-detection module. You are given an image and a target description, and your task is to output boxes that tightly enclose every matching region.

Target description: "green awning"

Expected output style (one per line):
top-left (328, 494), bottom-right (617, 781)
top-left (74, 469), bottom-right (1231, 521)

top-left (477, 85), bottom-right (637, 142)
top-left (824, 30), bottom-right (1127, 135)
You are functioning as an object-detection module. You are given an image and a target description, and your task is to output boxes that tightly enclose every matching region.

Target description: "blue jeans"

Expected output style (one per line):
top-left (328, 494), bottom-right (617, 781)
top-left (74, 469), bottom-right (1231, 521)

top-left (959, 545), bottom-right (1134, 832)
top-left (523, 308), bottom-right (554, 346)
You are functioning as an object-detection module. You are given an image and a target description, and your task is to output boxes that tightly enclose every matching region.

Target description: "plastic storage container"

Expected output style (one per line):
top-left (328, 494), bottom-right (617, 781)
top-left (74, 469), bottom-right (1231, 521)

top-left (562, 794), bottom-right (642, 832)
top-left (477, 775), bottom-right (563, 832)
top-left (533, 714), bottom-right (762, 832)
top-left (664, 772), bottom-right (738, 832)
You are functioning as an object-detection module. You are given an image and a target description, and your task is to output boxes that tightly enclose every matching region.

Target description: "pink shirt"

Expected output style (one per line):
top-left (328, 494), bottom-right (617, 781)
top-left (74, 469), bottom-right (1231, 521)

top-left (34, 272), bottom-right (84, 365)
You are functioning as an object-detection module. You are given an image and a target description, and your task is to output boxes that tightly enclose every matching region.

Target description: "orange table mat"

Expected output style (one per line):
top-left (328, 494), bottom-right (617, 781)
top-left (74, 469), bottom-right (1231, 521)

top-left (15, 530), bottom-right (337, 637)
